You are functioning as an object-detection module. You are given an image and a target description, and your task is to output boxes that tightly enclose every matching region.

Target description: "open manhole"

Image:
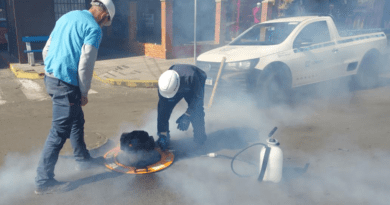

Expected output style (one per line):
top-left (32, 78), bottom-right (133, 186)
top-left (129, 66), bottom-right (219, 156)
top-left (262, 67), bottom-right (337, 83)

top-left (104, 131), bottom-right (174, 174)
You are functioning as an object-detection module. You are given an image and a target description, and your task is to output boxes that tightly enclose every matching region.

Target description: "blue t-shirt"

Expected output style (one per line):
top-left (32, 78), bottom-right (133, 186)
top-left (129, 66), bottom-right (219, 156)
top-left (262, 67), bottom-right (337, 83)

top-left (45, 10), bottom-right (102, 86)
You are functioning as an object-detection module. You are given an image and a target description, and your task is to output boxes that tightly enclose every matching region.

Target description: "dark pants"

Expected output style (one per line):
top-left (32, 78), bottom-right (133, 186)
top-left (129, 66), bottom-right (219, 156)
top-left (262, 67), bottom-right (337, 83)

top-left (35, 76), bottom-right (90, 188)
top-left (157, 91), bottom-right (206, 142)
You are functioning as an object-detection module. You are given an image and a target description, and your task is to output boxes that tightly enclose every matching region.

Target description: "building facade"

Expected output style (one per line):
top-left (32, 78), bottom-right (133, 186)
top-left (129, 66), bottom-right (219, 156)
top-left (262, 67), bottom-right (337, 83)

top-left (2, 0), bottom-right (388, 64)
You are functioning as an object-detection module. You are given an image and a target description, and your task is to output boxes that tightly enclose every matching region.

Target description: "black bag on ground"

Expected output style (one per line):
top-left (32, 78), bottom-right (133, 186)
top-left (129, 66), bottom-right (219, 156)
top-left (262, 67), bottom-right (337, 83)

top-left (120, 130), bottom-right (155, 153)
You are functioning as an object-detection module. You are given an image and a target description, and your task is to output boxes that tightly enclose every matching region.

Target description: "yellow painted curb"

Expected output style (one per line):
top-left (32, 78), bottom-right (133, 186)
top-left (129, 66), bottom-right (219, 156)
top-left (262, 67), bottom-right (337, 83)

top-left (93, 71), bottom-right (158, 88)
top-left (9, 64), bottom-right (44, 79)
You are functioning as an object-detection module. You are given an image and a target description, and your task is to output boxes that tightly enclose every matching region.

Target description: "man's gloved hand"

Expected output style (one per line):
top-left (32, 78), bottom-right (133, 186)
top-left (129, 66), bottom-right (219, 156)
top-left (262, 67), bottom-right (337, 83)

top-left (156, 133), bottom-right (170, 151)
top-left (176, 113), bottom-right (191, 131)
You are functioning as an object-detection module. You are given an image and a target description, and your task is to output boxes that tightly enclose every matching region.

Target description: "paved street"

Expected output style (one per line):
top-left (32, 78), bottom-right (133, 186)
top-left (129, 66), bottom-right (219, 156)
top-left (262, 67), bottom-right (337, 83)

top-left (2, 0), bottom-right (390, 204)
top-left (1, 60), bottom-right (390, 204)
top-left (0, 65), bottom-right (159, 165)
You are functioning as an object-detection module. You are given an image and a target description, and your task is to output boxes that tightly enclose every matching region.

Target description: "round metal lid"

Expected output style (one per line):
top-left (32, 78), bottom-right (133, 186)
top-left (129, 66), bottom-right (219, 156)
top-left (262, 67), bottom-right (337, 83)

top-left (104, 145), bottom-right (174, 174)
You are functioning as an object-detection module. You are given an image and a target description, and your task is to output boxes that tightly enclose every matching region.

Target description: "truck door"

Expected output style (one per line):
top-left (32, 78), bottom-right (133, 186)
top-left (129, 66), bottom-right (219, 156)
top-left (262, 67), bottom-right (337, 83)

top-left (290, 21), bottom-right (337, 86)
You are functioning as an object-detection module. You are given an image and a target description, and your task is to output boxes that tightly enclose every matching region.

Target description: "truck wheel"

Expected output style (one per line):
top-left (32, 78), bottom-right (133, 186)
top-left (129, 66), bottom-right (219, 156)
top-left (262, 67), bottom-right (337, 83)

top-left (351, 53), bottom-right (379, 90)
top-left (256, 70), bottom-right (292, 106)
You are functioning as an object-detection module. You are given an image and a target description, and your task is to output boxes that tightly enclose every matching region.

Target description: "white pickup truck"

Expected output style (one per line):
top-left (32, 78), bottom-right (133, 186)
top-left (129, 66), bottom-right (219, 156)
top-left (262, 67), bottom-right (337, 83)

top-left (197, 16), bottom-right (387, 103)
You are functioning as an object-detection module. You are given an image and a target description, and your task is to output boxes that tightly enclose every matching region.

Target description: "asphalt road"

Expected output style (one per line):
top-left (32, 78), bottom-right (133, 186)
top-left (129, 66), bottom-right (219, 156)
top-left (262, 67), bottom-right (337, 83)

top-left (1, 64), bottom-right (390, 205)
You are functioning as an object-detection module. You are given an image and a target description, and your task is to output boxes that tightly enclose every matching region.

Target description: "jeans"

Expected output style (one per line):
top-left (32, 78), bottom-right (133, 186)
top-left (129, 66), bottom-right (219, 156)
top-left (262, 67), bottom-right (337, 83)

top-left (35, 75), bottom-right (91, 188)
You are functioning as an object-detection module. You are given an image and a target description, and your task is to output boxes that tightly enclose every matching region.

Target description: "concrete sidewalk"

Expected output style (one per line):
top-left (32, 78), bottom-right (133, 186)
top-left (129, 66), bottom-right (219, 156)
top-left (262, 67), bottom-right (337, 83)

top-left (92, 56), bottom-right (194, 88)
top-left (0, 51), bottom-right (195, 88)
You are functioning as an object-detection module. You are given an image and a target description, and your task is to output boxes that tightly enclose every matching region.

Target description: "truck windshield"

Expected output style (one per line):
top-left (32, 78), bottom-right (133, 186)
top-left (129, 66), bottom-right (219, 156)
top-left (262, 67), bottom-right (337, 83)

top-left (230, 22), bottom-right (300, 46)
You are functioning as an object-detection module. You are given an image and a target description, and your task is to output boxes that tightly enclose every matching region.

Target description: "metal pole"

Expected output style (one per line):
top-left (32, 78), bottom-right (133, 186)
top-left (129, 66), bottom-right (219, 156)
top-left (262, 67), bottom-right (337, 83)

top-left (194, 0), bottom-right (197, 64)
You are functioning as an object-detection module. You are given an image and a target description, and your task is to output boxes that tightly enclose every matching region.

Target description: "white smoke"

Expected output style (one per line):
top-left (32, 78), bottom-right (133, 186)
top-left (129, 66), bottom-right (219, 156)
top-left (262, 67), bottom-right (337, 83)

top-left (1, 79), bottom-right (390, 205)
top-left (0, 152), bottom-right (39, 204)
top-left (1, 10), bottom-right (390, 203)
top-left (156, 87), bottom-right (390, 205)
top-left (0, 150), bottom-right (89, 204)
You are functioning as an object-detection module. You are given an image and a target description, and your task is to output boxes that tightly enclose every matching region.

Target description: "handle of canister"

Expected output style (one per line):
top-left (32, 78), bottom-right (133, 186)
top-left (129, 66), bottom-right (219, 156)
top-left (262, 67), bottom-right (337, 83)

top-left (268, 127), bottom-right (278, 138)
top-left (258, 146), bottom-right (271, 182)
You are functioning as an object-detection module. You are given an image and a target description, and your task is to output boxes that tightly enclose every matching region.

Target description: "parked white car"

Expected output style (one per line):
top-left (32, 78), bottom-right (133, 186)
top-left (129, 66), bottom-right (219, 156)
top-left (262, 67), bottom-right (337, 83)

top-left (197, 16), bottom-right (387, 103)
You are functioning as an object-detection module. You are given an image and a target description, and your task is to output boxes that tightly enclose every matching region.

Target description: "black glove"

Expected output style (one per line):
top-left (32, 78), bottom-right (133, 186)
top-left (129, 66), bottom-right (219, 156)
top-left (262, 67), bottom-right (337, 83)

top-left (176, 113), bottom-right (191, 131)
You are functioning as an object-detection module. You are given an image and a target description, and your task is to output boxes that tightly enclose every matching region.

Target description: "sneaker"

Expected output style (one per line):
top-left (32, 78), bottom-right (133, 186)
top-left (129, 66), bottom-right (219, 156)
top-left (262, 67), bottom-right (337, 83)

top-left (75, 156), bottom-right (105, 171)
top-left (35, 179), bottom-right (71, 195)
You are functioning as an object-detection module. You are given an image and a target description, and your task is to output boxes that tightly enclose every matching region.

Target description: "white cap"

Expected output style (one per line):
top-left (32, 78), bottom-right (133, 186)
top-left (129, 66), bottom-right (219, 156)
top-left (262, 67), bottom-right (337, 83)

top-left (91, 0), bottom-right (115, 26)
top-left (158, 70), bottom-right (180, 98)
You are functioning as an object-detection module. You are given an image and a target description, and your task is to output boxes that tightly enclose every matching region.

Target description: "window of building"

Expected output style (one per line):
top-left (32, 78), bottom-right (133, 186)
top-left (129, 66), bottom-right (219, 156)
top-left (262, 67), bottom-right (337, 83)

top-left (0, 0), bottom-right (6, 20)
top-left (54, 0), bottom-right (87, 20)
top-left (136, 0), bottom-right (161, 44)
top-left (0, 8), bottom-right (5, 20)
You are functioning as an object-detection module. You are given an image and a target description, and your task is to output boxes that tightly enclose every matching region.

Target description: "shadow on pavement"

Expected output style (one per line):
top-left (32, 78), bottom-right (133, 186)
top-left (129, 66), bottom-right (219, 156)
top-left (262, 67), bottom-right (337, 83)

top-left (168, 127), bottom-right (312, 182)
top-left (170, 127), bottom-right (260, 162)
top-left (66, 171), bottom-right (123, 192)
top-left (97, 47), bottom-right (137, 61)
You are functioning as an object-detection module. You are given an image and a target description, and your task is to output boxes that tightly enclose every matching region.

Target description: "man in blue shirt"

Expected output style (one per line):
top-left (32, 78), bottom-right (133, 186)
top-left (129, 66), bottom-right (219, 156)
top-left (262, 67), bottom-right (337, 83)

top-left (35, 0), bottom-right (115, 195)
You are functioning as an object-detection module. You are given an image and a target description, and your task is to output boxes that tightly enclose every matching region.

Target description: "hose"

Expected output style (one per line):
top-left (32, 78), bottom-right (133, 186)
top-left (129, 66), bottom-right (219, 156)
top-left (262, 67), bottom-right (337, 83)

top-left (230, 143), bottom-right (267, 178)
top-left (202, 153), bottom-right (257, 167)
top-left (231, 127), bottom-right (277, 177)
top-left (201, 127), bottom-right (278, 177)
top-left (204, 127), bottom-right (278, 178)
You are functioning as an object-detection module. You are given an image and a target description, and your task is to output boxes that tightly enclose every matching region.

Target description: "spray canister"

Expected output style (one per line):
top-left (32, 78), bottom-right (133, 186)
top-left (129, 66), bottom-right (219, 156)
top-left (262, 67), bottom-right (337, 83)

top-left (258, 138), bottom-right (283, 183)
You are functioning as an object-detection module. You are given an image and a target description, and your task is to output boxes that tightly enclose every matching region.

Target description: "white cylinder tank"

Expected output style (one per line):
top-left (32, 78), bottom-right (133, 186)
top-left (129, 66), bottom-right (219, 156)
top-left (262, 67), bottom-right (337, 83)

top-left (258, 138), bottom-right (283, 183)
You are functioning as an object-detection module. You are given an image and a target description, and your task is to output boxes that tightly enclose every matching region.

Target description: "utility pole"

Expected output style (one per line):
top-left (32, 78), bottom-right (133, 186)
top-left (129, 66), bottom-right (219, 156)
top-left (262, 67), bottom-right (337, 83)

top-left (194, 0), bottom-right (197, 64)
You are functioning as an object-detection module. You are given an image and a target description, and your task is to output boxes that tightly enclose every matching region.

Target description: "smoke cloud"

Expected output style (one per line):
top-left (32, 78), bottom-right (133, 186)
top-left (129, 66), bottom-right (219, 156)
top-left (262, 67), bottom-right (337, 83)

top-left (1, 71), bottom-right (390, 205)
top-left (0, 151), bottom-right (83, 204)
top-left (156, 75), bottom-right (390, 205)
top-left (1, 0), bottom-right (390, 202)
top-left (0, 152), bottom-right (40, 204)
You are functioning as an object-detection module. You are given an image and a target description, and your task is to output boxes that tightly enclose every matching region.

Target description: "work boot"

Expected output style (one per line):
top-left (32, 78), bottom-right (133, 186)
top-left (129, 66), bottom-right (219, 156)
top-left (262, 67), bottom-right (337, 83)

top-left (34, 179), bottom-right (71, 195)
top-left (193, 133), bottom-right (207, 146)
top-left (75, 156), bottom-right (105, 171)
top-left (156, 133), bottom-right (170, 151)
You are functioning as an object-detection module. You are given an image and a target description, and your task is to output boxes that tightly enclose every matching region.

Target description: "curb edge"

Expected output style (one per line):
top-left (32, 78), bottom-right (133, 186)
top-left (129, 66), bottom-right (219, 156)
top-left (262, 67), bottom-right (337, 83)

top-left (93, 71), bottom-right (158, 88)
top-left (9, 64), bottom-right (44, 79)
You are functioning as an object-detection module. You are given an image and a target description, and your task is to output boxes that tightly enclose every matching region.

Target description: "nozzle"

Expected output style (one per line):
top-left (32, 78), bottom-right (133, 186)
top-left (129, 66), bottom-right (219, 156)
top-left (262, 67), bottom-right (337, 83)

top-left (204, 153), bottom-right (218, 158)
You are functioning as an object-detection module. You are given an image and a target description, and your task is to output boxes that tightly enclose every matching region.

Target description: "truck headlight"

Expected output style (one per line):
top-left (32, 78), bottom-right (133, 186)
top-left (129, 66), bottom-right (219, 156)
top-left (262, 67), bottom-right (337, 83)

top-left (225, 59), bottom-right (259, 71)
